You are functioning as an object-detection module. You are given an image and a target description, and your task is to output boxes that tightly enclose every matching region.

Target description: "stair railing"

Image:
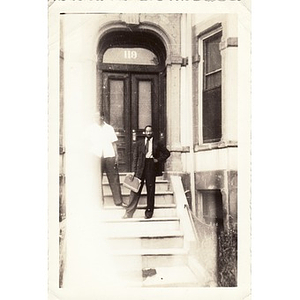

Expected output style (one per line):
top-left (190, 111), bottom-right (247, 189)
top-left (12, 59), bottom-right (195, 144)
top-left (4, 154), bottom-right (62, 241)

top-left (183, 203), bottom-right (199, 239)
top-left (170, 175), bottom-right (197, 251)
top-left (171, 175), bottom-right (218, 286)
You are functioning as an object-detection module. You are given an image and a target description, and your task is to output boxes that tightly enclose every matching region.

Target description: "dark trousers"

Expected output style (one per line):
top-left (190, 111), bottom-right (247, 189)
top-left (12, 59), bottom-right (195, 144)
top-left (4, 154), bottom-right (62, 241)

top-left (101, 157), bottom-right (122, 205)
top-left (126, 158), bottom-right (156, 217)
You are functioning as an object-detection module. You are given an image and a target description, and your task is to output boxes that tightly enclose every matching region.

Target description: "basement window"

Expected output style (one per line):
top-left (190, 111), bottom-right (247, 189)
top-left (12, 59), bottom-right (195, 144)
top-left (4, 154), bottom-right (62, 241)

top-left (197, 189), bottom-right (224, 230)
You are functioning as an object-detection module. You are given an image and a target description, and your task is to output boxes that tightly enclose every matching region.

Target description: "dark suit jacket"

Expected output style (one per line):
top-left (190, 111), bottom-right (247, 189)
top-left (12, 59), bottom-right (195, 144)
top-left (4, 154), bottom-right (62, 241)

top-left (132, 137), bottom-right (170, 179)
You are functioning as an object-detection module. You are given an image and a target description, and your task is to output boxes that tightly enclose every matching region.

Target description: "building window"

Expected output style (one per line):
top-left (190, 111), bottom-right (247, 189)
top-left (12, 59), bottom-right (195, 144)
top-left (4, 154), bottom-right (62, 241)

top-left (201, 30), bottom-right (222, 143)
top-left (103, 47), bottom-right (159, 65)
top-left (197, 189), bottom-right (224, 231)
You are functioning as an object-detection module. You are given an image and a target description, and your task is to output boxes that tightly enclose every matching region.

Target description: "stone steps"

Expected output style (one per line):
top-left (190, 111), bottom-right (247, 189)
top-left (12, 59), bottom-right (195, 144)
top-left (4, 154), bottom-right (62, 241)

top-left (101, 173), bottom-right (201, 287)
top-left (142, 265), bottom-right (200, 287)
top-left (111, 248), bottom-right (189, 272)
top-left (103, 192), bottom-right (174, 206)
top-left (102, 172), bottom-right (165, 182)
top-left (106, 233), bottom-right (184, 250)
top-left (102, 217), bottom-right (180, 235)
top-left (101, 206), bottom-right (177, 219)
top-left (102, 180), bottom-right (171, 194)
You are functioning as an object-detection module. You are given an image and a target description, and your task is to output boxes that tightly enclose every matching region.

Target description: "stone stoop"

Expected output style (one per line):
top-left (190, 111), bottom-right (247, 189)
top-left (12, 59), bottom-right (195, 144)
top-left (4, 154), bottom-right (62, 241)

top-left (101, 173), bottom-right (201, 287)
top-left (102, 173), bottom-right (173, 206)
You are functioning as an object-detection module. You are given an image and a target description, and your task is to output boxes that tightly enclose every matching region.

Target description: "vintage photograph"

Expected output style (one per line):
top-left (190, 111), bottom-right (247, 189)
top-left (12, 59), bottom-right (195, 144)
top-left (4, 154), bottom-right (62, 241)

top-left (48, 2), bottom-right (251, 299)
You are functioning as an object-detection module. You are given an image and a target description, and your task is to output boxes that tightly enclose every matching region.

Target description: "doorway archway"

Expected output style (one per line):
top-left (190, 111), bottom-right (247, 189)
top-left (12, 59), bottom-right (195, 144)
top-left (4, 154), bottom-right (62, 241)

top-left (97, 30), bottom-right (167, 172)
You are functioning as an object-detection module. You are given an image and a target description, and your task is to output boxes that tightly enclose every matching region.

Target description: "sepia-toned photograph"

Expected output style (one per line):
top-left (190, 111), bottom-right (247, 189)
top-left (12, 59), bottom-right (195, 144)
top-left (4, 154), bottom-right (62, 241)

top-left (48, 2), bottom-right (251, 299)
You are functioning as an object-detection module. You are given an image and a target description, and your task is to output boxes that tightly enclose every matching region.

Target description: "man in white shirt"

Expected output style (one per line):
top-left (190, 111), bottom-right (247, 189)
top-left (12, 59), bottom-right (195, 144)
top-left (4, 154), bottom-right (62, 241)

top-left (92, 112), bottom-right (124, 207)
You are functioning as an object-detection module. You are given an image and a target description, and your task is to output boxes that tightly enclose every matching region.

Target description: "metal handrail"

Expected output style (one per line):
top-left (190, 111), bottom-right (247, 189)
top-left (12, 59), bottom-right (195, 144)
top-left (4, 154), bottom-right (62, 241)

top-left (184, 202), bottom-right (218, 241)
top-left (183, 203), bottom-right (199, 240)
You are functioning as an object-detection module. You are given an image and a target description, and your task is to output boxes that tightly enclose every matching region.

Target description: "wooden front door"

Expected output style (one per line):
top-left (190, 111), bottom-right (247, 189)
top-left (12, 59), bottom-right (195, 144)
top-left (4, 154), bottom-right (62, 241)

top-left (102, 72), bottom-right (164, 172)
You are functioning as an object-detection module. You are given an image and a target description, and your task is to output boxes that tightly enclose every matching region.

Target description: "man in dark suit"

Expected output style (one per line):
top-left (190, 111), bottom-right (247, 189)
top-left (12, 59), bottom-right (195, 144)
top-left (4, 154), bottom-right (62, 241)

top-left (123, 125), bottom-right (170, 219)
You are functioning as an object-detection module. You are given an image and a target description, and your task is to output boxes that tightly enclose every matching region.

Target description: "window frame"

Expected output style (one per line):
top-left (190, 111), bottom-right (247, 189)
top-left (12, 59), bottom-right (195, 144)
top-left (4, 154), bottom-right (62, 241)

top-left (197, 189), bottom-right (224, 228)
top-left (198, 26), bottom-right (223, 145)
top-left (103, 47), bottom-right (159, 66)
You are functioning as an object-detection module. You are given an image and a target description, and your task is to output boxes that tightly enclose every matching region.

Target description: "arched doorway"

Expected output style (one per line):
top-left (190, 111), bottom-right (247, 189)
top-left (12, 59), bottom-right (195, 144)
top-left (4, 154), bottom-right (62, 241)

top-left (97, 30), bottom-right (167, 172)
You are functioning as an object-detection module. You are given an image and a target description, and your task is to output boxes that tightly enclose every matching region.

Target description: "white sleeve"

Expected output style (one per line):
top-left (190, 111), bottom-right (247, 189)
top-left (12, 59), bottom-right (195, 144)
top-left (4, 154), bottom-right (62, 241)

top-left (110, 125), bottom-right (118, 143)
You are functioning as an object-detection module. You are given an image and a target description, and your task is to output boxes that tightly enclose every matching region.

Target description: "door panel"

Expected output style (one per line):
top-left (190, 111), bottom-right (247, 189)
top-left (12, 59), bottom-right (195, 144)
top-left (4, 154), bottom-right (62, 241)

top-left (109, 80), bottom-right (125, 128)
top-left (102, 72), bottom-right (130, 172)
top-left (131, 74), bottom-right (159, 142)
top-left (102, 72), bottom-right (161, 172)
top-left (138, 81), bottom-right (152, 128)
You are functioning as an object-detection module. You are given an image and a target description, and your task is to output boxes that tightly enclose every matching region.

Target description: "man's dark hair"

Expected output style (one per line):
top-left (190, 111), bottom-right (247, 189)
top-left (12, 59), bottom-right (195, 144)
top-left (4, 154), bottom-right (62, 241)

top-left (144, 125), bottom-right (153, 131)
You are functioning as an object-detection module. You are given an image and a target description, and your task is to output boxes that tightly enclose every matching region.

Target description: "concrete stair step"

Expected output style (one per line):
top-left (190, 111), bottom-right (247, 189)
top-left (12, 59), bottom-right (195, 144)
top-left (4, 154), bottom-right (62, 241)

top-left (112, 265), bottom-right (201, 287)
top-left (102, 181), bottom-right (171, 194)
top-left (100, 207), bottom-right (177, 219)
top-left (142, 265), bottom-right (200, 287)
top-left (102, 173), bottom-right (166, 182)
top-left (103, 192), bottom-right (174, 206)
top-left (111, 248), bottom-right (189, 272)
top-left (112, 247), bottom-right (188, 256)
top-left (103, 229), bottom-right (182, 239)
top-left (103, 203), bottom-right (176, 209)
top-left (102, 217), bottom-right (180, 235)
top-left (106, 234), bottom-right (184, 250)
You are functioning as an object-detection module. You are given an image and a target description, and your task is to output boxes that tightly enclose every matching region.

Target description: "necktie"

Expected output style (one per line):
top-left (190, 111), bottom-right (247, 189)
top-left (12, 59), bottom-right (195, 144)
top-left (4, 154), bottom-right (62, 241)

top-left (146, 138), bottom-right (150, 153)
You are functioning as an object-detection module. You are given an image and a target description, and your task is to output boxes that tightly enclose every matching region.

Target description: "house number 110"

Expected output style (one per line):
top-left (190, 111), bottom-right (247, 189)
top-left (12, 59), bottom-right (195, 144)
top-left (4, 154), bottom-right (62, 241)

top-left (124, 50), bottom-right (137, 59)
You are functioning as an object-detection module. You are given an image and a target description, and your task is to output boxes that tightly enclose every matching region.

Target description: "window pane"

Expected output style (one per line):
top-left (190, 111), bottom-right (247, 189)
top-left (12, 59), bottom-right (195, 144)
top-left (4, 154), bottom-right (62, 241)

top-left (202, 31), bottom-right (222, 143)
top-left (138, 81), bottom-right (152, 129)
top-left (109, 80), bottom-right (124, 129)
top-left (203, 86), bottom-right (221, 142)
top-left (204, 34), bottom-right (222, 74)
top-left (205, 71), bottom-right (221, 90)
top-left (103, 48), bottom-right (159, 65)
top-left (201, 190), bottom-right (223, 229)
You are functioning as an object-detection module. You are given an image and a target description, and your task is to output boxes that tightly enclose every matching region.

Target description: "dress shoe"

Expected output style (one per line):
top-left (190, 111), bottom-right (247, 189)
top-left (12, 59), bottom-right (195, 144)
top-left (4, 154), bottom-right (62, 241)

top-left (121, 202), bottom-right (128, 208)
top-left (145, 210), bottom-right (153, 219)
top-left (122, 213), bottom-right (132, 219)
